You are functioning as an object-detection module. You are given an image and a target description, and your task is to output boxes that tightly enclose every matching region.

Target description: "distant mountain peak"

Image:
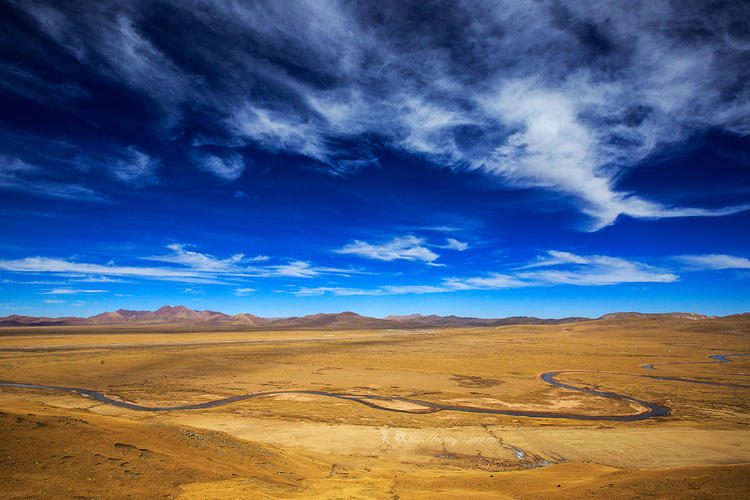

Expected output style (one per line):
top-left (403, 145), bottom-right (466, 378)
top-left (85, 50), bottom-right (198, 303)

top-left (0, 306), bottom-right (732, 329)
top-left (384, 314), bottom-right (423, 320)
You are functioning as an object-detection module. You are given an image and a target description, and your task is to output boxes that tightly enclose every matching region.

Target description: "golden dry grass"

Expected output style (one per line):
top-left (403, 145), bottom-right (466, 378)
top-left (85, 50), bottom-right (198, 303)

top-left (0, 315), bottom-right (748, 498)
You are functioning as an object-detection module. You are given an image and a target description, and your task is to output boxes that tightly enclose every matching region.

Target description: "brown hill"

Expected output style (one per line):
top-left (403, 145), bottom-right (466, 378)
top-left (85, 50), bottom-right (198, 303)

top-left (230, 313), bottom-right (269, 326)
top-left (87, 305), bottom-right (232, 324)
top-left (270, 311), bottom-right (389, 329)
top-left (0, 306), bottom-right (730, 329)
top-left (0, 314), bottom-right (88, 327)
top-left (384, 313), bottom-right (424, 321)
top-left (382, 314), bottom-right (590, 328)
top-left (598, 312), bottom-right (712, 321)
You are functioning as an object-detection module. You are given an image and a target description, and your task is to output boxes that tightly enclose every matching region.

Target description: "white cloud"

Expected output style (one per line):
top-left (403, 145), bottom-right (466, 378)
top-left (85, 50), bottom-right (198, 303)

top-left (674, 254), bottom-right (750, 270)
top-left (478, 82), bottom-right (750, 230)
top-left (113, 146), bottom-right (158, 187)
top-left (381, 285), bottom-right (452, 295)
top-left (519, 250), bottom-right (591, 269)
top-left (337, 236), bottom-right (440, 263)
top-left (230, 105), bottom-right (327, 163)
top-left (442, 273), bottom-right (526, 290)
top-left (44, 299), bottom-right (65, 303)
top-left (268, 260), bottom-right (357, 278)
top-left (0, 256), bottom-right (217, 282)
top-left (417, 226), bottom-right (462, 232)
top-left (271, 261), bottom-right (319, 278)
top-left (72, 276), bottom-right (126, 282)
top-left (193, 151), bottom-right (247, 181)
top-left (41, 288), bottom-right (108, 295)
top-left (234, 287), bottom-right (256, 296)
top-left (289, 249), bottom-right (679, 296)
top-left (292, 286), bottom-right (373, 296)
top-left (517, 252), bottom-right (678, 286)
top-left (0, 142), bottom-right (158, 200)
top-left (8, 1), bottom-right (750, 229)
top-left (0, 241), bottom-right (368, 287)
top-left (0, 155), bottom-right (105, 201)
top-left (144, 243), bottom-right (246, 272)
top-left (440, 238), bottom-right (469, 251)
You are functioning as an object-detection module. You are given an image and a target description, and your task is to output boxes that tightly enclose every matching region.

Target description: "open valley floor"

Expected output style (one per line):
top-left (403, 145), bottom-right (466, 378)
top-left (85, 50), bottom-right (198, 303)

top-left (1, 315), bottom-right (749, 498)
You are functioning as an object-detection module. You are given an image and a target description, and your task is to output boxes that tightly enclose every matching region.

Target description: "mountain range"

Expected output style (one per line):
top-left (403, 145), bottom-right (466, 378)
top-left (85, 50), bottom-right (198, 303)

top-left (0, 305), bottom-right (715, 328)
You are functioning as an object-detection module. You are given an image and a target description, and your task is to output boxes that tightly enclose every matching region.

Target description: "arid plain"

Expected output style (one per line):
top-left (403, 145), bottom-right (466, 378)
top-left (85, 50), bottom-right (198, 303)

top-left (1, 314), bottom-right (749, 498)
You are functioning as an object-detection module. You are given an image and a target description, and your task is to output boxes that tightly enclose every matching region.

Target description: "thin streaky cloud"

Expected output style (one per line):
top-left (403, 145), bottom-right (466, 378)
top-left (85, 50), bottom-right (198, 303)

top-left (0, 256), bottom-right (222, 282)
top-left (41, 288), bottom-right (108, 295)
top-left (290, 251), bottom-right (679, 296)
top-left (674, 254), bottom-right (750, 270)
top-left (515, 252), bottom-right (678, 286)
top-left (436, 238), bottom-right (469, 251)
top-left (143, 243), bottom-right (247, 272)
top-left (336, 236), bottom-right (440, 263)
top-left (0, 244), bottom-right (365, 285)
top-left (292, 286), bottom-right (374, 297)
top-left (6, 1), bottom-right (748, 228)
top-left (517, 250), bottom-right (591, 269)
top-left (191, 150), bottom-right (247, 182)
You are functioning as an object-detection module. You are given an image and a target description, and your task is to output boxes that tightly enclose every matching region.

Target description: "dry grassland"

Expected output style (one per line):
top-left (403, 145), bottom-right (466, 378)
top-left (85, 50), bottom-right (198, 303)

top-left (0, 316), bottom-right (748, 498)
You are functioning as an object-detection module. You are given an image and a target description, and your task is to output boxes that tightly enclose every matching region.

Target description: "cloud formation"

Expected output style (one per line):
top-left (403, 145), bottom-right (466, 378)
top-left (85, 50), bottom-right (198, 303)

top-left (0, 136), bottom-right (158, 201)
top-left (191, 150), bottom-right (247, 182)
top-left (0, 244), bottom-right (361, 284)
top-left (268, 260), bottom-right (355, 278)
top-left (3, 1), bottom-right (748, 227)
top-left (337, 236), bottom-right (440, 263)
top-left (516, 252), bottom-right (678, 286)
top-left (292, 250), bottom-right (678, 295)
top-left (0, 154), bottom-right (105, 201)
top-left (440, 238), bottom-right (469, 251)
top-left (145, 243), bottom-right (247, 272)
top-left (674, 254), bottom-right (750, 270)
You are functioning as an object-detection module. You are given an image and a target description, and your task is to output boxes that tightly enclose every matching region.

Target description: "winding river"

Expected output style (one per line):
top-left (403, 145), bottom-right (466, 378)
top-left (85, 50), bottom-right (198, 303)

top-left (1, 353), bottom-right (748, 421)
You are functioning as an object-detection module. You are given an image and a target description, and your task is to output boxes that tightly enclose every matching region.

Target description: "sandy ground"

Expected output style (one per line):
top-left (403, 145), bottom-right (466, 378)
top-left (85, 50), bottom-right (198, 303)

top-left (0, 315), bottom-right (748, 497)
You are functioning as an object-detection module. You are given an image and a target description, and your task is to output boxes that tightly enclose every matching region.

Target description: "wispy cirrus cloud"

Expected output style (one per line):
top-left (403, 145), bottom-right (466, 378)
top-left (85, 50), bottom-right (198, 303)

top-left (144, 243), bottom-right (247, 272)
top-left (337, 236), bottom-right (440, 263)
top-left (442, 273), bottom-right (527, 290)
top-left (0, 256), bottom-right (221, 283)
top-left (518, 250), bottom-right (596, 269)
top-left (268, 260), bottom-right (358, 278)
top-left (0, 243), bottom-right (361, 285)
top-left (0, 155), bottom-right (106, 202)
top-left (291, 250), bottom-right (678, 296)
top-left (0, 136), bottom-right (159, 200)
top-left (335, 235), bottom-right (468, 267)
top-left (190, 150), bottom-right (247, 182)
top-left (674, 254), bottom-right (750, 270)
top-left (41, 288), bottom-right (108, 295)
top-left (438, 238), bottom-right (469, 251)
top-left (111, 146), bottom-right (159, 187)
top-left (292, 286), bottom-right (373, 297)
top-left (5, 1), bottom-right (748, 228)
top-left (516, 255), bottom-right (678, 286)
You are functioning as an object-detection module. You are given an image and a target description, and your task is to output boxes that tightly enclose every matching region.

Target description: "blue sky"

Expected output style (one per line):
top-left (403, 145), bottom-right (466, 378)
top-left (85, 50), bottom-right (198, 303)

top-left (1, 0), bottom-right (749, 318)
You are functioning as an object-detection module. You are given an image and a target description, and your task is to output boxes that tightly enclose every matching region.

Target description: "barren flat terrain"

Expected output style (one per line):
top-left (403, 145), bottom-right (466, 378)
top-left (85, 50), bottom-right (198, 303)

top-left (1, 315), bottom-right (749, 498)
